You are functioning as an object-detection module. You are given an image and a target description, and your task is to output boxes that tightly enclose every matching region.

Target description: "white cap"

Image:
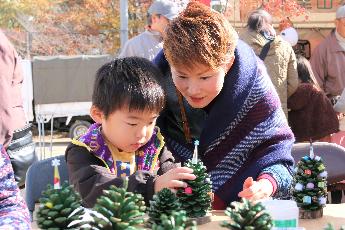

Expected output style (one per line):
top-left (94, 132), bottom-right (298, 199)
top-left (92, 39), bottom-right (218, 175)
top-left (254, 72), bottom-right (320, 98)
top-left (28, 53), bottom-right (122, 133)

top-left (280, 27), bottom-right (299, 46)
top-left (148, 0), bottom-right (180, 21)
top-left (336, 5), bottom-right (345, 19)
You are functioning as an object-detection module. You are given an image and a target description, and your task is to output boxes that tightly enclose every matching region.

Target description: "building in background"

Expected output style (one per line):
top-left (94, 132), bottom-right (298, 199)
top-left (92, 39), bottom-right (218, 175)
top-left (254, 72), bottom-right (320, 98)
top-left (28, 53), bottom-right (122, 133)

top-left (217, 0), bottom-right (344, 58)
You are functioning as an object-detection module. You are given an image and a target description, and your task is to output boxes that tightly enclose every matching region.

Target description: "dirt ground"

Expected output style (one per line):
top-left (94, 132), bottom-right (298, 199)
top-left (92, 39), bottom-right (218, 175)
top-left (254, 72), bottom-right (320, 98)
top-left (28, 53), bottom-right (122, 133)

top-left (33, 130), bottom-right (70, 160)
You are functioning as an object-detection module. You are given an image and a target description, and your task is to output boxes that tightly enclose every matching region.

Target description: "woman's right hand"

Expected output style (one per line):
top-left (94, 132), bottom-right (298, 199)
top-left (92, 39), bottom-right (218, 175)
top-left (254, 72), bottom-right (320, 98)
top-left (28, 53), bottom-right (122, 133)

top-left (154, 167), bottom-right (196, 193)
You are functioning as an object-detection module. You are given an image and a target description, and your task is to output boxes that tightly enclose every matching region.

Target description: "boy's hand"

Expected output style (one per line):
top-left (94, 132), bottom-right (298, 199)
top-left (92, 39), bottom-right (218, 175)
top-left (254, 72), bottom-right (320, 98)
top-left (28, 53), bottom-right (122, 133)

top-left (238, 177), bottom-right (273, 201)
top-left (154, 167), bottom-right (196, 193)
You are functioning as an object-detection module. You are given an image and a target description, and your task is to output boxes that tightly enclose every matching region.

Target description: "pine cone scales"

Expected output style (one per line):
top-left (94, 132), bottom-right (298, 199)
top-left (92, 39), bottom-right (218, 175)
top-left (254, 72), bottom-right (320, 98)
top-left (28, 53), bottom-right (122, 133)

top-left (36, 182), bottom-right (83, 229)
top-left (148, 188), bottom-right (181, 225)
top-left (221, 199), bottom-right (273, 230)
top-left (92, 185), bottom-right (146, 229)
top-left (152, 210), bottom-right (196, 230)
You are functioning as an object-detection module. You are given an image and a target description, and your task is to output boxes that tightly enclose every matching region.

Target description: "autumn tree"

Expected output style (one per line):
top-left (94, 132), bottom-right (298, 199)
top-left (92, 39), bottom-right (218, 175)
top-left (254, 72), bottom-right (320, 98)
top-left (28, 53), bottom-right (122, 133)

top-left (238, 0), bottom-right (307, 24)
top-left (1, 0), bottom-right (306, 56)
top-left (1, 0), bottom-right (151, 56)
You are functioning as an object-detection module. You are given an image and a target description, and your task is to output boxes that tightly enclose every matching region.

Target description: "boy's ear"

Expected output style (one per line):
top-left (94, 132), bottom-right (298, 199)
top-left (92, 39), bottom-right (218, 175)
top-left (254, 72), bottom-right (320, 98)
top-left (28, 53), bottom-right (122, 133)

top-left (90, 105), bottom-right (103, 123)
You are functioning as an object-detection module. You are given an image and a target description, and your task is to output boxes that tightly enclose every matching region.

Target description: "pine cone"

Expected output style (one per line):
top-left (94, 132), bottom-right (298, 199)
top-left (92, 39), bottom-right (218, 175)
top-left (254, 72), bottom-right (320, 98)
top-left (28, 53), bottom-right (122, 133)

top-left (36, 182), bottom-right (83, 229)
top-left (148, 188), bottom-right (181, 225)
top-left (91, 185), bottom-right (146, 230)
top-left (68, 209), bottom-right (112, 230)
top-left (152, 210), bottom-right (196, 230)
top-left (221, 199), bottom-right (273, 230)
top-left (177, 159), bottom-right (212, 218)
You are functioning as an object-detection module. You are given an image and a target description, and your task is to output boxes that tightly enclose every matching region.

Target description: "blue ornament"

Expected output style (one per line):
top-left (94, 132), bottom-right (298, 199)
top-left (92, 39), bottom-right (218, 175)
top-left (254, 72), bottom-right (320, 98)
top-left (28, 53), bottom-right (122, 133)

top-left (294, 183), bottom-right (303, 191)
top-left (319, 197), bottom-right (327, 205)
top-left (314, 156), bottom-right (321, 161)
top-left (318, 171), bottom-right (328, 178)
top-left (303, 156), bottom-right (310, 161)
top-left (303, 196), bottom-right (312, 204)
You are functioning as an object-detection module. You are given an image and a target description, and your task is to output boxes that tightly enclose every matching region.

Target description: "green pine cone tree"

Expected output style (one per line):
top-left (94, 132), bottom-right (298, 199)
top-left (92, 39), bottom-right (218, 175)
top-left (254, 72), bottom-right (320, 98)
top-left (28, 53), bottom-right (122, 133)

top-left (292, 154), bottom-right (328, 211)
top-left (148, 188), bottom-right (182, 225)
top-left (152, 210), bottom-right (197, 230)
top-left (176, 159), bottom-right (212, 218)
top-left (88, 184), bottom-right (146, 230)
top-left (220, 199), bottom-right (273, 230)
top-left (36, 181), bottom-right (83, 230)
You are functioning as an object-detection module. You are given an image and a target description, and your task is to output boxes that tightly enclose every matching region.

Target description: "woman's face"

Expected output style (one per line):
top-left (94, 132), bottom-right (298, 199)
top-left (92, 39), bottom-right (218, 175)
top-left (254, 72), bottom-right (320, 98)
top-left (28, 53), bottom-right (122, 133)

top-left (170, 61), bottom-right (232, 108)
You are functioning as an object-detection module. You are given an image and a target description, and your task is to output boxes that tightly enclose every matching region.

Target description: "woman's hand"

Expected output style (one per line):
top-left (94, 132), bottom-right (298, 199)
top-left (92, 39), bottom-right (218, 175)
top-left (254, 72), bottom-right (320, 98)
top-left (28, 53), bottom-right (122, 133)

top-left (154, 167), bottom-right (196, 193)
top-left (238, 177), bottom-right (273, 201)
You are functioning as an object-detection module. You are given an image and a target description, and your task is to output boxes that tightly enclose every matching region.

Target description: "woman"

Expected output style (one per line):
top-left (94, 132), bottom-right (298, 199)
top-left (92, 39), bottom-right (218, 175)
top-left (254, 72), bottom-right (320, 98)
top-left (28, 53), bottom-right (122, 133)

top-left (288, 55), bottom-right (339, 142)
top-left (240, 9), bottom-right (299, 118)
top-left (154, 2), bottom-right (294, 209)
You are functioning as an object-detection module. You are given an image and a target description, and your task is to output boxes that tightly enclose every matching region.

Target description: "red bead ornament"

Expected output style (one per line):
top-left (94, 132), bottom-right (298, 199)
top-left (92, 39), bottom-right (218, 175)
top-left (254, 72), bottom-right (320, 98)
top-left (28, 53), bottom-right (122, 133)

top-left (184, 187), bottom-right (193, 194)
top-left (304, 169), bottom-right (311, 175)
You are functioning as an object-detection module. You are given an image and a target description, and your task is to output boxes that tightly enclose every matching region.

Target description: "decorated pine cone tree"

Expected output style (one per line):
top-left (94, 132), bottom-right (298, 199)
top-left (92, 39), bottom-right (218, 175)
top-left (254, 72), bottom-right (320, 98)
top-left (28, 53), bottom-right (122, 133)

top-left (36, 181), bottom-right (83, 229)
top-left (148, 188), bottom-right (182, 225)
top-left (220, 199), bottom-right (273, 230)
top-left (292, 142), bottom-right (327, 217)
top-left (176, 159), bottom-right (212, 218)
top-left (71, 178), bottom-right (146, 230)
top-left (152, 210), bottom-right (197, 230)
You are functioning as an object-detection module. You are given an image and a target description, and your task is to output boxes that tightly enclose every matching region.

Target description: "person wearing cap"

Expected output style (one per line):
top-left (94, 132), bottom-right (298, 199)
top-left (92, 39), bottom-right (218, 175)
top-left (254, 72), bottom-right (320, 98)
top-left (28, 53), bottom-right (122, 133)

top-left (310, 5), bottom-right (345, 100)
top-left (118, 0), bottom-right (180, 61)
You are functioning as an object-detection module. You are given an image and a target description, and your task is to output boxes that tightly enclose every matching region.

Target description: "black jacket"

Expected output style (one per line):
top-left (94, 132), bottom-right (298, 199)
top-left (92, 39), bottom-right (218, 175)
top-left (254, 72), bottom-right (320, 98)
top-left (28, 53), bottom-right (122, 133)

top-left (65, 143), bottom-right (178, 208)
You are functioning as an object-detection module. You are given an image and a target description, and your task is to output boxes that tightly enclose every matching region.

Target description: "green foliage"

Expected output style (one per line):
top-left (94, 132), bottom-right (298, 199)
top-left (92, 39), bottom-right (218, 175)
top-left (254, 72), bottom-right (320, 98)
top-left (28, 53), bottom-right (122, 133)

top-left (152, 210), bottom-right (197, 230)
top-left (36, 181), bottom-right (83, 229)
top-left (148, 188), bottom-right (182, 225)
top-left (292, 154), bottom-right (328, 211)
top-left (71, 184), bottom-right (146, 230)
top-left (220, 199), bottom-right (273, 230)
top-left (176, 159), bottom-right (212, 218)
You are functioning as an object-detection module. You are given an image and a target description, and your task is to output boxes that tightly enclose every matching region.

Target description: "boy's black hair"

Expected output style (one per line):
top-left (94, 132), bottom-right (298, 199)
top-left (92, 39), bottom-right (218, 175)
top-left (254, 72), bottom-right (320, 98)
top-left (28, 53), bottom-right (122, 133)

top-left (92, 57), bottom-right (166, 117)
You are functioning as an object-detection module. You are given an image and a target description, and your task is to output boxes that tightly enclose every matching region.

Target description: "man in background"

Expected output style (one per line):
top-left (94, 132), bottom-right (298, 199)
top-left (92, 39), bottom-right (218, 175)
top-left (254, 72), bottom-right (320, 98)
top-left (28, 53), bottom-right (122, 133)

top-left (118, 0), bottom-right (179, 60)
top-left (310, 5), bottom-right (345, 204)
top-left (310, 5), bottom-right (345, 101)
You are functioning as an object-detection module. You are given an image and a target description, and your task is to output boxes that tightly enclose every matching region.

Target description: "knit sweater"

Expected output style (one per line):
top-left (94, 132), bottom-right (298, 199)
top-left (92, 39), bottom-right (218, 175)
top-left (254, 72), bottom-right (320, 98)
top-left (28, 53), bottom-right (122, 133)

top-left (155, 40), bottom-right (295, 209)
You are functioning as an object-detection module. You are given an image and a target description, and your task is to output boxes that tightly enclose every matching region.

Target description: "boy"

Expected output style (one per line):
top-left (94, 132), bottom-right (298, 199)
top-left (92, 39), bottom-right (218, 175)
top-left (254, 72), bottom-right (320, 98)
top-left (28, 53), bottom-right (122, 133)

top-left (65, 57), bottom-right (195, 208)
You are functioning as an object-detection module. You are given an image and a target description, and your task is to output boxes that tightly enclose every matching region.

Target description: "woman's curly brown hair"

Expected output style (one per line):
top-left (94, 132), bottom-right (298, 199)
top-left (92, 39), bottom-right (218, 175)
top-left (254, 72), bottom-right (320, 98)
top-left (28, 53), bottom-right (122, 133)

top-left (163, 1), bottom-right (238, 70)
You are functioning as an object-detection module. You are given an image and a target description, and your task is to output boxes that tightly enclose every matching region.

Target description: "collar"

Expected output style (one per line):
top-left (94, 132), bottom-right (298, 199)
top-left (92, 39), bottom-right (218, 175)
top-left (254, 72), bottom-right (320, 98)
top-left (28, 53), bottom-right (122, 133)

top-left (335, 30), bottom-right (345, 51)
top-left (72, 123), bottom-right (165, 173)
top-left (329, 30), bottom-right (345, 52)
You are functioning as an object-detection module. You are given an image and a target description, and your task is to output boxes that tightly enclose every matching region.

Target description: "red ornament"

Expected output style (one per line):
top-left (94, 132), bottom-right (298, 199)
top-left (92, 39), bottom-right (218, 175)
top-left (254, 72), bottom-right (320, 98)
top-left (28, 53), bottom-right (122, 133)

top-left (304, 169), bottom-right (311, 175)
top-left (184, 187), bottom-right (193, 194)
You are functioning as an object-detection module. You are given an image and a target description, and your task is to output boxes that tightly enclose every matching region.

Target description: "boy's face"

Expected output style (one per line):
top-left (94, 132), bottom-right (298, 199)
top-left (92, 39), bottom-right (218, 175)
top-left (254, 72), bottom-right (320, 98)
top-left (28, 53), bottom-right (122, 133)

top-left (91, 106), bottom-right (159, 152)
top-left (170, 61), bottom-right (233, 108)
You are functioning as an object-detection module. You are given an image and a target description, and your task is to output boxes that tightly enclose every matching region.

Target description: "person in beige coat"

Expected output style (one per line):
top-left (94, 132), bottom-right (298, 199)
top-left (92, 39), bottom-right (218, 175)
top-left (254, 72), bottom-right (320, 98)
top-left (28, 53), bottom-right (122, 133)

top-left (240, 10), bottom-right (299, 118)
